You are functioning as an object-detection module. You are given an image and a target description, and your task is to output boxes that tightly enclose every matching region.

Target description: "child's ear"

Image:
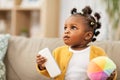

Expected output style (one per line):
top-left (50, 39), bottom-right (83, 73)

top-left (84, 31), bottom-right (93, 41)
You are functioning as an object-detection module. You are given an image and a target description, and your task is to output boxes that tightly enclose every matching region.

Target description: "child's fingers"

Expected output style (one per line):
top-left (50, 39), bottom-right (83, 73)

top-left (36, 56), bottom-right (46, 61)
top-left (36, 54), bottom-right (41, 57)
top-left (107, 70), bottom-right (116, 80)
top-left (37, 60), bottom-right (46, 67)
top-left (36, 54), bottom-right (46, 59)
top-left (36, 56), bottom-right (47, 65)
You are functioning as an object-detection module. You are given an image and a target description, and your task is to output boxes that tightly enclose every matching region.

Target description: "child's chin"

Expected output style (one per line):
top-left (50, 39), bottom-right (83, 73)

top-left (64, 42), bottom-right (71, 46)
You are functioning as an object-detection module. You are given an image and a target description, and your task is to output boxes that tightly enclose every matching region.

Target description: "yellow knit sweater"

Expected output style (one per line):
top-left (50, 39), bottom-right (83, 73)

top-left (37, 45), bottom-right (117, 80)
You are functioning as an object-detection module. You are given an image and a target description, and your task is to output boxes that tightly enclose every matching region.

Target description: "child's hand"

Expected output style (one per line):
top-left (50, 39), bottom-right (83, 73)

top-left (36, 54), bottom-right (47, 70)
top-left (107, 70), bottom-right (116, 80)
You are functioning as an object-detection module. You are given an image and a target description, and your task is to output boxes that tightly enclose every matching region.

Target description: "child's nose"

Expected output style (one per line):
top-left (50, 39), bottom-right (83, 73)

top-left (64, 29), bottom-right (70, 34)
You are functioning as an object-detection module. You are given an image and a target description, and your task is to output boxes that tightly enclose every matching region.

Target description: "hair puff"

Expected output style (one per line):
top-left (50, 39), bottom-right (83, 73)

top-left (71, 8), bottom-right (77, 14)
top-left (82, 6), bottom-right (92, 15)
top-left (96, 22), bottom-right (101, 29)
top-left (92, 38), bottom-right (96, 42)
top-left (94, 13), bottom-right (101, 20)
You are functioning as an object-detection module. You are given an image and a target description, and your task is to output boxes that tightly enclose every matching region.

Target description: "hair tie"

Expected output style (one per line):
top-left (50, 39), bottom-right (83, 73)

top-left (90, 22), bottom-right (95, 26)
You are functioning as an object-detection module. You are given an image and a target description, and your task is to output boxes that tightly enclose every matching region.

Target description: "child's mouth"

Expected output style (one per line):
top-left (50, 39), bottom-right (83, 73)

top-left (63, 36), bottom-right (70, 40)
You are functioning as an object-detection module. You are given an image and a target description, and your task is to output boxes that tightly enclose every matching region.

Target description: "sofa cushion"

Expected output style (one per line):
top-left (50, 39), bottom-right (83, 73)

top-left (4, 36), bottom-right (64, 80)
top-left (4, 36), bottom-right (120, 80)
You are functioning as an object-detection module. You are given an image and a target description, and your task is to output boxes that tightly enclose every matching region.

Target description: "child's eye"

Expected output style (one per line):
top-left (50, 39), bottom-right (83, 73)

top-left (71, 26), bottom-right (77, 30)
top-left (64, 26), bottom-right (67, 30)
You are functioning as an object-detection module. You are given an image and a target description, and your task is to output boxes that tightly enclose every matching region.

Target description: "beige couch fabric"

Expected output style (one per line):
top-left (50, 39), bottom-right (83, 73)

top-left (4, 36), bottom-right (64, 80)
top-left (4, 36), bottom-right (120, 80)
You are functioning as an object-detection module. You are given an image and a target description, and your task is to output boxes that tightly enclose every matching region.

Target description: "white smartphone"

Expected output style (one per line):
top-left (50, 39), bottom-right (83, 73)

top-left (38, 48), bottom-right (61, 78)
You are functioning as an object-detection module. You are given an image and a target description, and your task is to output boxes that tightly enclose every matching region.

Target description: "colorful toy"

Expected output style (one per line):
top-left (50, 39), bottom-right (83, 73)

top-left (87, 56), bottom-right (116, 80)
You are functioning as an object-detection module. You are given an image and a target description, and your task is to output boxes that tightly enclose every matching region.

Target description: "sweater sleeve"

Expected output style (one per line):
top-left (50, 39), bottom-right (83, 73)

top-left (90, 46), bottom-right (107, 60)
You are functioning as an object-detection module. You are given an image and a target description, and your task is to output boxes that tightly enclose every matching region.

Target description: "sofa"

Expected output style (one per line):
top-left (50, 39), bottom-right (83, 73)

top-left (4, 36), bottom-right (120, 80)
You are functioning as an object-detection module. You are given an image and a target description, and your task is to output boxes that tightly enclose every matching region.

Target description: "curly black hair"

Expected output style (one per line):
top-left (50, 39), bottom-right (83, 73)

top-left (71, 6), bottom-right (101, 42)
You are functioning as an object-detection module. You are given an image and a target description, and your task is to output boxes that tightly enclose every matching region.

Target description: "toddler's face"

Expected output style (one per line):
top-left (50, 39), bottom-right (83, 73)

top-left (63, 15), bottom-right (89, 47)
